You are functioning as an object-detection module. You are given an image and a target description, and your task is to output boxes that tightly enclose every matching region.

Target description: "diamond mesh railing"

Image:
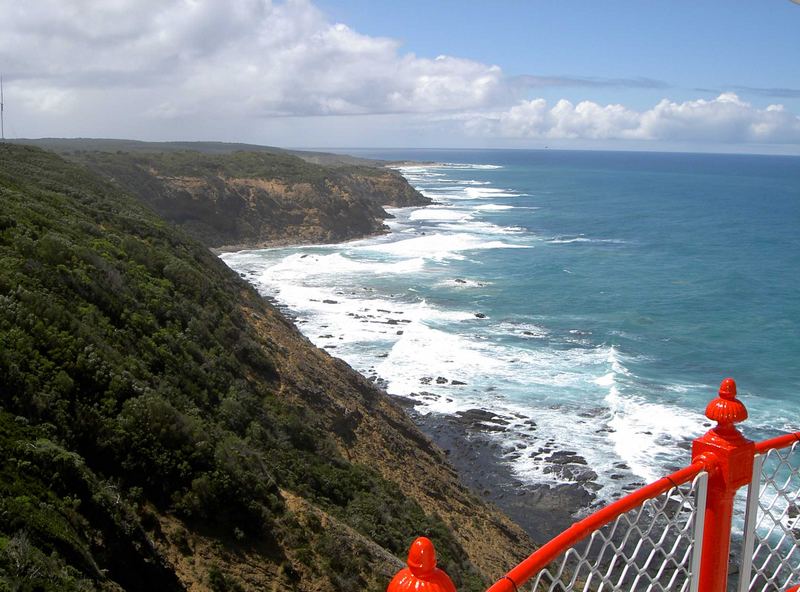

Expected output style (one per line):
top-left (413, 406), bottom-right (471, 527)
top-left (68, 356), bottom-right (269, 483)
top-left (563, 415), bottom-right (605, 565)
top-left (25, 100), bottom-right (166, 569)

top-left (740, 438), bottom-right (800, 592)
top-left (387, 380), bottom-right (798, 592)
top-left (529, 472), bottom-right (707, 592)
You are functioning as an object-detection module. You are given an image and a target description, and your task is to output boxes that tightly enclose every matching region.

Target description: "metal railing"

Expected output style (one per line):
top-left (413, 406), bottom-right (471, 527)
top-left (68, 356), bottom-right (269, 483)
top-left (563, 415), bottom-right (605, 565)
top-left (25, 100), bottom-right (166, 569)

top-left (387, 378), bottom-right (800, 592)
top-left (740, 437), bottom-right (800, 592)
top-left (525, 470), bottom-right (707, 592)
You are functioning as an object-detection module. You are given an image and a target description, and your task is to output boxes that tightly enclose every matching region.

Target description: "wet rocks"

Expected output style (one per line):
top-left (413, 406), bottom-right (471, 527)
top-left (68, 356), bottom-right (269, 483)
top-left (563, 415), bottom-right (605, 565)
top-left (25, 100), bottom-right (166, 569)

top-left (407, 406), bottom-right (598, 542)
top-left (454, 409), bottom-right (511, 433)
top-left (543, 464), bottom-right (598, 483)
top-left (546, 450), bottom-right (587, 465)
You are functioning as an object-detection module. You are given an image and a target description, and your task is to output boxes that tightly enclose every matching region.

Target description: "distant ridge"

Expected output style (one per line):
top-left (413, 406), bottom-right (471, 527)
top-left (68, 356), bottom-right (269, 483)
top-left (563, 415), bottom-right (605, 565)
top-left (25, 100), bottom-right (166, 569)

top-left (34, 142), bottom-right (432, 250)
top-left (9, 137), bottom-right (384, 168)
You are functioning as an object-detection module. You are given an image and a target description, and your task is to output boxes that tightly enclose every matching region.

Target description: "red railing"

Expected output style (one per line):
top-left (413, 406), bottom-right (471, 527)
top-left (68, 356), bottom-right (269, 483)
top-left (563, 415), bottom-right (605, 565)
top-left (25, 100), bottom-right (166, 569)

top-left (387, 378), bottom-right (800, 592)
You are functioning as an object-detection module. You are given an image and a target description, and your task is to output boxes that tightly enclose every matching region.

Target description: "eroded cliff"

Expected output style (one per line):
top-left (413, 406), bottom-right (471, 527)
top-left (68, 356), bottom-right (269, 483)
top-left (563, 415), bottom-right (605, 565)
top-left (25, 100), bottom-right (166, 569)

top-left (64, 149), bottom-right (430, 249)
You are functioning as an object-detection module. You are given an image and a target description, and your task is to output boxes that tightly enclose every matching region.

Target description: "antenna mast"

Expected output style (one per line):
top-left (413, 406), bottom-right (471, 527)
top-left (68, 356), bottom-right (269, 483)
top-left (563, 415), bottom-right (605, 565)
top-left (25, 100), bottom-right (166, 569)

top-left (1, 75), bottom-right (4, 141)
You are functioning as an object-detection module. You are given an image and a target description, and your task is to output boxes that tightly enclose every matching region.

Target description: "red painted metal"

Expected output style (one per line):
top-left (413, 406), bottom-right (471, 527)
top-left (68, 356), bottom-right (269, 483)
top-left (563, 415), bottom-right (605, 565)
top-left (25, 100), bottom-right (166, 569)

top-left (386, 377), bottom-right (800, 592)
top-left (754, 431), bottom-right (800, 454)
top-left (387, 536), bottom-right (456, 592)
top-left (692, 378), bottom-right (755, 592)
top-left (483, 462), bottom-right (706, 592)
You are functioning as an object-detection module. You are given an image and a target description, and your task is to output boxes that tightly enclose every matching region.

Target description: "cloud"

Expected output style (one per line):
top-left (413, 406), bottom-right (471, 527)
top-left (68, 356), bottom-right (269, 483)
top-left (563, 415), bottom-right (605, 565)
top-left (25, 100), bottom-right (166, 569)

top-left (511, 75), bottom-right (669, 90)
top-left (733, 86), bottom-right (800, 99)
top-left (1, 0), bottom-right (799, 149)
top-left (465, 93), bottom-right (800, 144)
top-left (0, 0), bottom-right (506, 118)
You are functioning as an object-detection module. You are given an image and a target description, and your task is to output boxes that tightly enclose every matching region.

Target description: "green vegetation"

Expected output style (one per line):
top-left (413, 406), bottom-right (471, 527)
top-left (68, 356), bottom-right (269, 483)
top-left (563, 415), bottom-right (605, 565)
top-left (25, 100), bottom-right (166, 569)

top-left (55, 148), bottom-right (426, 249)
top-left (0, 144), bottom-right (479, 591)
top-left (77, 148), bottom-right (343, 187)
top-left (11, 138), bottom-right (384, 168)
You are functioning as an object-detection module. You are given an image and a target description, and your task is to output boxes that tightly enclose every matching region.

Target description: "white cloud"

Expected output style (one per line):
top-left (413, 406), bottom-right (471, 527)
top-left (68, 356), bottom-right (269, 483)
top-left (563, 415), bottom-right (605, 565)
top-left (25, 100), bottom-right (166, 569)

top-left (467, 93), bottom-right (800, 144)
top-left (0, 0), bottom-right (505, 119)
top-left (1, 0), bottom-right (799, 149)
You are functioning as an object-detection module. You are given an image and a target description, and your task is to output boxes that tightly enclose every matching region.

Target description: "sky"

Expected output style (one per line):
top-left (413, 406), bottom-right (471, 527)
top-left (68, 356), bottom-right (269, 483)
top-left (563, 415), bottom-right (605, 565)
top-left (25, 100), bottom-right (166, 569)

top-left (2, 0), bottom-right (800, 154)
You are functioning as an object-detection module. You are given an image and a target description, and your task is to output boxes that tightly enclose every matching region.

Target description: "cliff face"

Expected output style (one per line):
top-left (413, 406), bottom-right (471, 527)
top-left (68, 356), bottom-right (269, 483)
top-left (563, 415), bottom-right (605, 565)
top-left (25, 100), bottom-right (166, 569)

top-left (63, 149), bottom-right (430, 249)
top-left (0, 144), bottom-right (527, 592)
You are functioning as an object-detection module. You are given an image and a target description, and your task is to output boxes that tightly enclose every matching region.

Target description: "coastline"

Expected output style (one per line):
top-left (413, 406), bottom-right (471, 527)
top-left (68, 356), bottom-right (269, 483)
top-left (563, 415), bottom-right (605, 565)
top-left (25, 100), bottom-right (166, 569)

top-left (393, 397), bottom-right (595, 542)
top-left (210, 227), bottom-right (393, 255)
top-left (215, 221), bottom-right (598, 545)
top-left (210, 155), bottom-right (638, 544)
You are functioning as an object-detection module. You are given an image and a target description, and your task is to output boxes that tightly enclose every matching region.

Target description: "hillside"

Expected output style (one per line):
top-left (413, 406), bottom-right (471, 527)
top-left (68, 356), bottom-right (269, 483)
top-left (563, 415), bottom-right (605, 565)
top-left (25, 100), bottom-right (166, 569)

top-left (0, 144), bottom-right (529, 591)
top-left (10, 138), bottom-right (385, 168)
top-left (13, 139), bottom-right (429, 250)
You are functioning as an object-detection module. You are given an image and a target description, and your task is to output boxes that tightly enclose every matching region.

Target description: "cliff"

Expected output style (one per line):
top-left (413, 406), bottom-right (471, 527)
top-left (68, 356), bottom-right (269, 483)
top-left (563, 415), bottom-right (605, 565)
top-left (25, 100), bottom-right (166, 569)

top-left (0, 144), bottom-right (527, 592)
top-left (38, 146), bottom-right (430, 250)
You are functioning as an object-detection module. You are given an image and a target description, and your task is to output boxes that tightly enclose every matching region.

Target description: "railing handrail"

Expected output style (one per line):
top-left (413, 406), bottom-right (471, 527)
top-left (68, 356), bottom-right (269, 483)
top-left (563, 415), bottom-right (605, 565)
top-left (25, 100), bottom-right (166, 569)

top-left (387, 380), bottom-right (799, 592)
top-left (485, 461), bottom-right (707, 592)
top-left (754, 431), bottom-right (800, 454)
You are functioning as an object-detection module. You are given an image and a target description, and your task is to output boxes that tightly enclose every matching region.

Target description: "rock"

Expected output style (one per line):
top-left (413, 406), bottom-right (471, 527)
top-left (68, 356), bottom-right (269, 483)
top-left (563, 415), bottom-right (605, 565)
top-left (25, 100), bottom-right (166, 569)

top-left (474, 312), bottom-right (486, 319)
top-left (545, 451), bottom-right (587, 465)
top-left (451, 380), bottom-right (467, 386)
top-left (322, 299), bottom-right (338, 304)
top-left (543, 464), bottom-right (598, 483)
top-left (436, 377), bottom-right (448, 384)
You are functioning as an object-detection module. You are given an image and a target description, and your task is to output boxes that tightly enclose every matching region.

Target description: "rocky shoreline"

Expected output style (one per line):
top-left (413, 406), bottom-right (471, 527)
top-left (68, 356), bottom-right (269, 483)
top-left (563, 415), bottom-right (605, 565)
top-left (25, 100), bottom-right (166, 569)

top-left (236, 248), bottom-right (604, 544)
top-left (389, 397), bottom-right (598, 542)
top-left (210, 228), bottom-right (393, 254)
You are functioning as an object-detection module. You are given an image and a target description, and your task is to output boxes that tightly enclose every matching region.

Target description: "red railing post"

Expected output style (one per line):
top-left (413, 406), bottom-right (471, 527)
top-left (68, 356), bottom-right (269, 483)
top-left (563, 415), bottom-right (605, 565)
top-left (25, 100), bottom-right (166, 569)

top-left (387, 536), bottom-right (457, 592)
top-left (692, 377), bottom-right (755, 592)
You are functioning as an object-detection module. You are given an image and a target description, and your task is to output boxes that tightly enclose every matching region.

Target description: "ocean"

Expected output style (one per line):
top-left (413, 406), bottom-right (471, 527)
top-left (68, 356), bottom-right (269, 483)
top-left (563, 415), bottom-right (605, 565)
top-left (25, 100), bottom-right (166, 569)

top-left (220, 148), bottom-right (799, 507)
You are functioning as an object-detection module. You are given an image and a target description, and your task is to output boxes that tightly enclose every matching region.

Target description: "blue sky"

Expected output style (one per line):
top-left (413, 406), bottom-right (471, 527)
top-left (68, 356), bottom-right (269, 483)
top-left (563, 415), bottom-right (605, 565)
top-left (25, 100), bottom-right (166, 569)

top-left (2, 0), bottom-right (799, 153)
top-left (315, 0), bottom-right (800, 111)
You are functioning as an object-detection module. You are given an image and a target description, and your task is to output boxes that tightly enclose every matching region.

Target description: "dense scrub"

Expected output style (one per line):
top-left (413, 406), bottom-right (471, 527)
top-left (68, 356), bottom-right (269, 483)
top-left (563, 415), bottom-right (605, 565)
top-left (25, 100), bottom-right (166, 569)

top-left (0, 145), bottom-right (482, 591)
top-left (62, 149), bottom-right (428, 249)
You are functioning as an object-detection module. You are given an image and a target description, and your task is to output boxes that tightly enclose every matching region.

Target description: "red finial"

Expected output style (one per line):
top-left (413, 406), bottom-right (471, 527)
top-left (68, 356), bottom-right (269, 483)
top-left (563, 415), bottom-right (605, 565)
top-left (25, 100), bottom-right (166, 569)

top-left (718, 377), bottom-right (737, 400)
top-left (705, 377), bottom-right (747, 426)
top-left (387, 537), bottom-right (457, 592)
top-left (692, 377), bottom-right (755, 592)
top-left (408, 537), bottom-right (437, 577)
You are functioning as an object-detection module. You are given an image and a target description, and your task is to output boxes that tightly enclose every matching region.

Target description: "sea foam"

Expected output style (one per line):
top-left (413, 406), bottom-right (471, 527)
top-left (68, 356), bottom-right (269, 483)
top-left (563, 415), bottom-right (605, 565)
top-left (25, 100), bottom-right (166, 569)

top-left (220, 156), bottom-right (728, 507)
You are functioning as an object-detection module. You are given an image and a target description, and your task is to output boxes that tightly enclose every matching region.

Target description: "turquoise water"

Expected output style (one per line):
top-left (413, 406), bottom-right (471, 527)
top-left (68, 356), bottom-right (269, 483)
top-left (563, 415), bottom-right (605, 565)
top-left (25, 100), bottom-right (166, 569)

top-left (221, 149), bottom-right (799, 502)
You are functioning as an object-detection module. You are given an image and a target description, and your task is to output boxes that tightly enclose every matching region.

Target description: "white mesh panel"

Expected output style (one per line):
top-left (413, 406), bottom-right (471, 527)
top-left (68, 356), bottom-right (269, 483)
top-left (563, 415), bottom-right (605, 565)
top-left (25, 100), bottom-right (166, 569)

top-left (742, 442), bottom-right (800, 592)
top-left (529, 473), bottom-right (707, 592)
